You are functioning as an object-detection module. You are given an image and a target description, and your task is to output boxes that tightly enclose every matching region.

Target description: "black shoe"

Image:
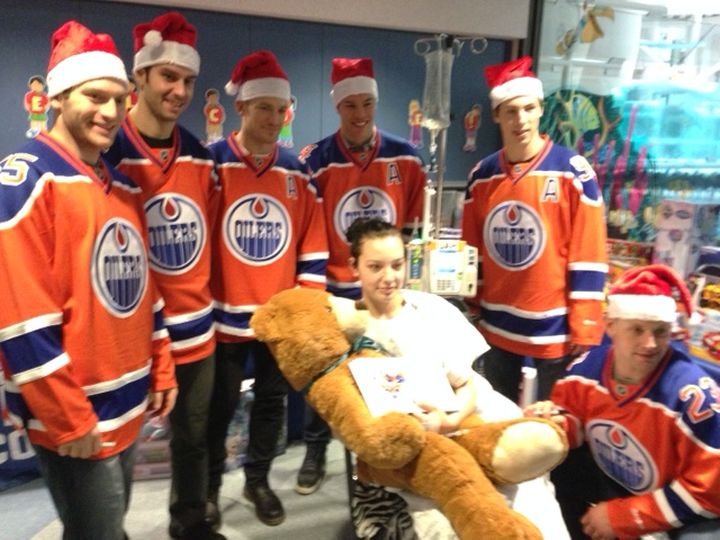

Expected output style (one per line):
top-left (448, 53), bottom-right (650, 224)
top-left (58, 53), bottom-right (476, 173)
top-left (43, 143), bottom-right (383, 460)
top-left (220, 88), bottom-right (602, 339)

top-left (169, 519), bottom-right (226, 540)
top-left (295, 444), bottom-right (326, 495)
top-left (205, 490), bottom-right (221, 531)
top-left (243, 483), bottom-right (285, 526)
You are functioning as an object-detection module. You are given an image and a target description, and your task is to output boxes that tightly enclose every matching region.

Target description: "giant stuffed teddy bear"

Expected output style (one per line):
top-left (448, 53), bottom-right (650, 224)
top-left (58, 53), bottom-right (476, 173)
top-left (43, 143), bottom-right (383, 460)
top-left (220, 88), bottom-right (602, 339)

top-left (251, 288), bottom-right (569, 540)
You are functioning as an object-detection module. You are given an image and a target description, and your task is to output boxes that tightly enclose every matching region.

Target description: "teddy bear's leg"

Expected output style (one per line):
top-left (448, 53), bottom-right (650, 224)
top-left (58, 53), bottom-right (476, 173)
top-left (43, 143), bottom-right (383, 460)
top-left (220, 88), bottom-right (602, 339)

top-left (357, 433), bottom-right (542, 540)
top-left (451, 416), bottom-right (568, 485)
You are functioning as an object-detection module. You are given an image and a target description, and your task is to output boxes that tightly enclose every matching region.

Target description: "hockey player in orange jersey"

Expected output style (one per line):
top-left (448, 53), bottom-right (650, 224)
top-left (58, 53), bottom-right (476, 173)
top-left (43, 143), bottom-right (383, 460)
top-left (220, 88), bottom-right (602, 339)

top-left (296, 56), bottom-right (427, 495)
top-left (103, 12), bottom-right (224, 540)
top-left (0, 21), bottom-right (176, 540)
top-left (528, 265), bottom-right (720, 539)
top-left (462, 56), bottom-right (608, 404)
top-left (207, 50), bottom-right (328, 528)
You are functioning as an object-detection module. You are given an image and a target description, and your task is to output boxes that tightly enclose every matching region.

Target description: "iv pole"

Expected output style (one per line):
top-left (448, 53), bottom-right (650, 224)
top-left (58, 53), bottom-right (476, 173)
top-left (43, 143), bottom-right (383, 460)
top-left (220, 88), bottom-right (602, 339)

top-left (415, 34), bottom-right (487, 239)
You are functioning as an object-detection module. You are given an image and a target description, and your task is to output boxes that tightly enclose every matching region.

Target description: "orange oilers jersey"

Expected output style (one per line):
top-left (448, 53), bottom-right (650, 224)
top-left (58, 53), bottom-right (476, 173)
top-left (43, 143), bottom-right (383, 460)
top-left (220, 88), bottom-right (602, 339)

top-left (209, 135), bottom-right (328, 342)
top-left (300, 130), bottom-right (426, 299)
top-left (552, 345), bottom-right (720, 538)
top-left (105, 117), bottom-right (218, 365)
top-left (462, 137), bottom-right (608, 359)
top-left (0, 133), bottom-right (175, 458)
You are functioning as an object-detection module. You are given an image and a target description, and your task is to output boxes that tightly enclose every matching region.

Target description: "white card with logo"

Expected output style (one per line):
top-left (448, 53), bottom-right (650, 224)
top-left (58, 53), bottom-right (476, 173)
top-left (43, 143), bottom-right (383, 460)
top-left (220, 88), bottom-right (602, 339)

top-left (348, 356), bottom-right (460, 417)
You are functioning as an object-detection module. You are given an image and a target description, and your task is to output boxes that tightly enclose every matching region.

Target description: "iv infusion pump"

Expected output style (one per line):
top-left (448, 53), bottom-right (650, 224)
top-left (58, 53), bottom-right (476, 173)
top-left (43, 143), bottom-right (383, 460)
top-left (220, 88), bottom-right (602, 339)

top-left (406, 238), bottom-right (478, 297)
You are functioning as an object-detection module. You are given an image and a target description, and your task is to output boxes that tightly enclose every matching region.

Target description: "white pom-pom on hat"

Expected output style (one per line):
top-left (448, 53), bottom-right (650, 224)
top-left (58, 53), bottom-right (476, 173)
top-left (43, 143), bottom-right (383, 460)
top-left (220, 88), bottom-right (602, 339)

top-left (143, 29), bottom-right (162, 47)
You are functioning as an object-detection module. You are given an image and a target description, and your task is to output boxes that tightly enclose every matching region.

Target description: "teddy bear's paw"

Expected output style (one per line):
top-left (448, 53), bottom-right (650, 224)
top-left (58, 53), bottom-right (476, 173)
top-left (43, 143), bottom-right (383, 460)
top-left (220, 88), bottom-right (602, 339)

top-left (490, 419), bottom-right (568, 484)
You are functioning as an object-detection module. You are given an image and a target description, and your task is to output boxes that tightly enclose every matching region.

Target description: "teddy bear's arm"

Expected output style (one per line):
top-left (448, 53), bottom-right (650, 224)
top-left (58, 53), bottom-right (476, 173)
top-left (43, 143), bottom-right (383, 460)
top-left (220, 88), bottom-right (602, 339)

top-left (307, 361), bottom-right (426, 469)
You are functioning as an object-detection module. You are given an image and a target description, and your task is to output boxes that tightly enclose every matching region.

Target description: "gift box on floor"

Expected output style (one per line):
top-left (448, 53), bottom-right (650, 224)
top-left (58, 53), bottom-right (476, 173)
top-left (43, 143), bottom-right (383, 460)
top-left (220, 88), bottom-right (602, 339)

top-left (133, 416), bottom-right (172, 480)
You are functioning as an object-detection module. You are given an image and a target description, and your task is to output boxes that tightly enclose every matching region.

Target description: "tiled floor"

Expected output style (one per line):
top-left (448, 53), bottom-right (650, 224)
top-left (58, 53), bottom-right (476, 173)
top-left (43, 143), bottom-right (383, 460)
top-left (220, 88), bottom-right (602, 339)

top-left (2, 440), bottom-right (356, 540)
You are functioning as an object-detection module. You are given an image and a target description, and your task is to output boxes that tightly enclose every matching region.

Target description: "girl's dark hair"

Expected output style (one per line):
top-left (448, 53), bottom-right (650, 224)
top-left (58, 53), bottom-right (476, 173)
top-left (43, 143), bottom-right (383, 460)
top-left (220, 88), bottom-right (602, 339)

top-left (346, 217), bottom-right (401, 260)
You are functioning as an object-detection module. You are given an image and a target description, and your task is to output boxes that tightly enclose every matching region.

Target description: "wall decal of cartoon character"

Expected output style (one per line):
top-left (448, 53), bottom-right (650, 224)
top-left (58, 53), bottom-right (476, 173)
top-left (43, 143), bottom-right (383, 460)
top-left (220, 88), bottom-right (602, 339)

top-left (203, 88), bottom-right (226, 144)
top-left (24, 75), bottom-right (50, 138)
top-left (463, 104), bottom-right (482, 152)
top-left (408, 99), bottom-right (423, 148)
top-left (278, 95), bottom-right (297, 148)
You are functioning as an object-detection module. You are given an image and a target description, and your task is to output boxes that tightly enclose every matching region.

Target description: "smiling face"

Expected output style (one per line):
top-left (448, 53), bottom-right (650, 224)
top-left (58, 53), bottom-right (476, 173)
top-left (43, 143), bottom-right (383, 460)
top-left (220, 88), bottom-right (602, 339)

top-left (134, 64), bottom-right (197, 131)
top-left (336, 93), bottom-right (376, 146)
top-left (606, 318), bottom-right (672, 383)
top-left (236, 96), bottom-right (289, 155)
top-left (351, 233), bottom-right (405, 318)
top-left (50, 78), bottom-right (127, 163)
top-left (493, 94), bottom-right (544, 162)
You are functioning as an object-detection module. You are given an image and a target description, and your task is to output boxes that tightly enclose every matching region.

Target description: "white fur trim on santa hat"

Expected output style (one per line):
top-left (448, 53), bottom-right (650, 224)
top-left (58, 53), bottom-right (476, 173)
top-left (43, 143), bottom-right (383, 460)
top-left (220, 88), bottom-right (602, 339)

top-left (47, 50), bottom-right (128, 98)
top-left (133, 40), bottom-right (200, 75)
top-left (489, 76), bottom-right (543, 109)
top-left (330, 76), bottom-right (378, 106)
top-left (235, 77), bottom-right (291, 102)
top-left (606, 294), bottom-right (677, 323)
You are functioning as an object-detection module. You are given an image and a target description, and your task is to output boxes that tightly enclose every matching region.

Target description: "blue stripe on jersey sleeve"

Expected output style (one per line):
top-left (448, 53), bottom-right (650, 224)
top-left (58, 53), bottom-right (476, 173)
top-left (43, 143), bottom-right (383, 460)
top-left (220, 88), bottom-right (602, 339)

top-left (153, 306), bottom-right (166, 333)
top-left (570, 268), bottom-right (606, 294)
top-left (481, 305), bottom-right (569, 339)
top-left (165, 311), bottom-right (214, 343)
top-left (87, 373), bottom-right (150, 423)
top-left (326, 284), bottom-right (362, 300)
top-left (297, 259), bottom-right (327, 279)
top-left (3, 388), bottom-right (33, 423)
top-left (213, 308), bottom-right (252, 332)
top-left (0, 325), bottom-right (64, 375)
top-left (664, 485), bottom-right (706, 525)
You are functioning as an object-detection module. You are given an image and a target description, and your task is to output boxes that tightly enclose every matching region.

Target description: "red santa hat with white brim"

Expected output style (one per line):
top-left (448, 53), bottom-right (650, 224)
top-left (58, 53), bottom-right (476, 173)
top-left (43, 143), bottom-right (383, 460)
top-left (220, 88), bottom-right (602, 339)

top-left (224, 50), bottom-right (290, 102)
top-left (46, 20), bottom-right (128, 98)
top-left (485, 55), bottom-right (543, 110)
top-left (607, 264), bottom-right (693, 323)
top-left (330, 57), bottom-right (379, 106)
top-left (133, 11), bottom-right (200, 75)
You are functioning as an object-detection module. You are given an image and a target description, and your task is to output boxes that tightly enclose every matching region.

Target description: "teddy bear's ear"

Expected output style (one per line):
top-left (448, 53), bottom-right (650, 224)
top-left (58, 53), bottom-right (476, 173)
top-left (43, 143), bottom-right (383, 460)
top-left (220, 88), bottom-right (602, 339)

top-left (250, 302), bottom-right (278, 342)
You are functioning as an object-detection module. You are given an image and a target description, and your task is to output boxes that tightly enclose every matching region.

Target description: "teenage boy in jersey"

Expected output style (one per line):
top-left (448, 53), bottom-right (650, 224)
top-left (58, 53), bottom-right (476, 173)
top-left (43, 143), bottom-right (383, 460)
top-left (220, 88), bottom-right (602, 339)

top-left (0, 21), bottom-right (176, 540)
top-left (103, 12), bottom-right (222, 540)
top-left (462, 56), bottom-right (608, 404)
top-left (297, 56), bottom-right (426, 495)
top-left (528, 265), bottom-right (720, 540)
top-left (207, 50), bottom-right (328, 526)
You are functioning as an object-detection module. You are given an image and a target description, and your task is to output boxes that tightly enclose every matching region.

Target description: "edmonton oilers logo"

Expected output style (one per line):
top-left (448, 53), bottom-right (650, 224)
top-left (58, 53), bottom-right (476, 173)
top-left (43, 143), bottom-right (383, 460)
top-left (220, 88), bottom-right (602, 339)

top-left (145, 193), bottom-right (205, 275)
top-left (223, 194), bottom-right (291, 265)
top-left (587, 421), bottom-right (656, 493)
top-left (91, 218), bottom-right (148, 318)
top-left (483, 201), bottom-right (545, 271)
top-left (334, 187), bottom-right (396, 242)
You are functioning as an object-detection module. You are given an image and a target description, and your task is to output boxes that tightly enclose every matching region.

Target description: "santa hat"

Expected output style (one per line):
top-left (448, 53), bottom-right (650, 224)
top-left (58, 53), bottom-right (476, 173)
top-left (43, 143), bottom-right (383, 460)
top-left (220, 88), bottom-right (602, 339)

top-left (224, 50), bottom-right (290, 102)
top-left (484, 56), bottom-right (544, 110)
top-left (330, 57), bottom-right (379, 106)
top-left (133, 11), bottom-right (200, 75)
top-left (46, 20), bottom-right (128, 98)
top-left (607, 264), bottom-right (693, 323)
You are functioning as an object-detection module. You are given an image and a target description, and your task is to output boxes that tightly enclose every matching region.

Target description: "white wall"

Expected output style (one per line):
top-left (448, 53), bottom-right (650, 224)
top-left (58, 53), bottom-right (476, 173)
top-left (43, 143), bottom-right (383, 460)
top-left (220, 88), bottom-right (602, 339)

top-left (101, 0), bottom-right (531, 39)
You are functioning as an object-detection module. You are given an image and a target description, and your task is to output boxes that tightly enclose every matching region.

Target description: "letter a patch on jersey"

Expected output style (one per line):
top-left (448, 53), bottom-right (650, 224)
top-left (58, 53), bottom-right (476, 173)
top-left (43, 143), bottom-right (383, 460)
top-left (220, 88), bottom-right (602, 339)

top-left (387, 163), bottom-right (401, 185)
top-left (541, 177), bottom-right (559, 203)
top-left (286, 175), bottom-right (298, 199)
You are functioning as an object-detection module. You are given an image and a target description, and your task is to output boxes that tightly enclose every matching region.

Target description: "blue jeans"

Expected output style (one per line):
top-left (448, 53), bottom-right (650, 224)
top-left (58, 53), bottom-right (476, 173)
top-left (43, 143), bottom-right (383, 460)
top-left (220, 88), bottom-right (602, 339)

top-left (34, 443), bottom-right (136, 540)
